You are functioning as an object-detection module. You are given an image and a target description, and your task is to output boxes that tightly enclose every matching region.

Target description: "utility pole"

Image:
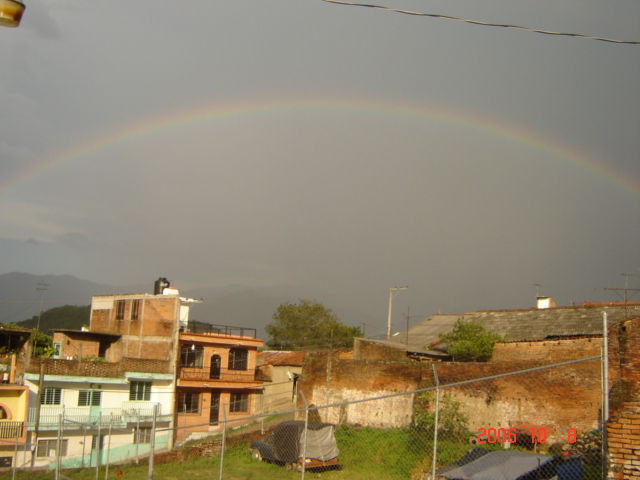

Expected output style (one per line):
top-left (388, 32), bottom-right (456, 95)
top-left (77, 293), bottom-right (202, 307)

top-left (36, 283), bottom-right (50, 331)
top-left (604, 274), bottom-right (639, 317)
top-left (387, 286), bottom-right (408, 339)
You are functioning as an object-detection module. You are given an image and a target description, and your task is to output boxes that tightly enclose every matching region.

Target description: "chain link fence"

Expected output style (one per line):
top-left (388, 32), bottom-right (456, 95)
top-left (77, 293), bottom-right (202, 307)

top-left (6, 356), bottom-right (608, 480)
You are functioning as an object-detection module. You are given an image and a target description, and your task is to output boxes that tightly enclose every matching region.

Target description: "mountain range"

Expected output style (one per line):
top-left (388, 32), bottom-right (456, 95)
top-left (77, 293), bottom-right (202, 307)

top-left (0, 272), bottom-right (381, 340)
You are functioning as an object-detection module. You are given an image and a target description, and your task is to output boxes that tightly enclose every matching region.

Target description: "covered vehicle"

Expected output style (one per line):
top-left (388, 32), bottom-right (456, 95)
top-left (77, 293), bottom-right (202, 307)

top-left (250, 420), bottom-right (341, 471)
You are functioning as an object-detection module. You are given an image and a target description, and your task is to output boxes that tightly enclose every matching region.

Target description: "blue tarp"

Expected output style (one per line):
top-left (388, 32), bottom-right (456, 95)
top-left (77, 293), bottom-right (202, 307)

top-left (441, 450), bottom-right (554, 480)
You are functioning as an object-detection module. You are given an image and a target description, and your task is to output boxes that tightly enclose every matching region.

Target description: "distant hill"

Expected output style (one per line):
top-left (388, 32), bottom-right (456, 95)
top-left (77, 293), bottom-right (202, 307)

top-left (0, 273), bottom-right (381, 341)
top-left (12, 305), bottom-right (91, 336)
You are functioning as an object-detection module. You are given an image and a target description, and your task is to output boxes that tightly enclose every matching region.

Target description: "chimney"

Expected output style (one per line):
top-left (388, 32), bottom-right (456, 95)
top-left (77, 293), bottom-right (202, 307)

top-left (536, 296), bottom-right (557, 309)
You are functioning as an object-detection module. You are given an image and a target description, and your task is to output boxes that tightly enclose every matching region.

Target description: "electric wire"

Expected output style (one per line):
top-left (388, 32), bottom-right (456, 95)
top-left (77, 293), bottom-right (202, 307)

top-left (321, 0), bottom-right (640, 45)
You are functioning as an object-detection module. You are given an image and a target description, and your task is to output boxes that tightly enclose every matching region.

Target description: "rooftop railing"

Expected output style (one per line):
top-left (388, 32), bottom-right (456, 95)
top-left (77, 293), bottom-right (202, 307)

top-left (182, 322), bottom-right (257, 339)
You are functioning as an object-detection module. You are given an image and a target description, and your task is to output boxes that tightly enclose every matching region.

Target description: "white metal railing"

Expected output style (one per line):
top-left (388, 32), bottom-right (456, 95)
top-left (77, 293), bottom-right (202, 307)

top-left (27, 402), bottom-right (165, 429)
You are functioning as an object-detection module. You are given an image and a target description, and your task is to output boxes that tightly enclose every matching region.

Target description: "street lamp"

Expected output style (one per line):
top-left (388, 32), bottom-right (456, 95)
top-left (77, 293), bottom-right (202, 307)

top-left (0, 0), bottom-right (25, 28)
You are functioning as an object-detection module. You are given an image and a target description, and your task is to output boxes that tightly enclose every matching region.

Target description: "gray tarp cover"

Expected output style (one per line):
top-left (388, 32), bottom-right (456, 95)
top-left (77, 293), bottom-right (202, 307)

top-left (299, 425), bottom-right (340, 461)
top-left (441, 451), bottom-right (553, 480)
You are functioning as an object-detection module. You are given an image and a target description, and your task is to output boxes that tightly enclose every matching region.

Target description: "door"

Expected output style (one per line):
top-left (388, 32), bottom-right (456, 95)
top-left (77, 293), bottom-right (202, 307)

top-left (210, 390), bottom-right (220, 425)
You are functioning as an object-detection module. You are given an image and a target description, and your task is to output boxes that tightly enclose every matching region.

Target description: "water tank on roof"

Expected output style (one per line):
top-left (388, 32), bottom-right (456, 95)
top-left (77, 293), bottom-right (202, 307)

top-left (154, 277), bottom-right (170, 295)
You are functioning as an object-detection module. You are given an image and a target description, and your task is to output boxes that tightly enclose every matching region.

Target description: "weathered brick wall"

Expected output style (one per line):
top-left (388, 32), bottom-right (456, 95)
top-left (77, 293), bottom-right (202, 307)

top-left (607, 316), bottom-right (640, 480)
top-left (300, 339), bottom-right (605, 442)
top-left (491, 337), bottom-right (602, 363)
top-left (353, 339), bottom-right (410, 362)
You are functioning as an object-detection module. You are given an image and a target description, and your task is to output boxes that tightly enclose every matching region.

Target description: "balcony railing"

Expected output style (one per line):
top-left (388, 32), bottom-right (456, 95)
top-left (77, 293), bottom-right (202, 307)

top-left (178, 366), bottom-right (263, 383)
top-left (181, 322), bottom-right (257, 339)
top-left (0, 421), bottom-right (23, 438)
top-left (27, 402), bottom-right (168, 430)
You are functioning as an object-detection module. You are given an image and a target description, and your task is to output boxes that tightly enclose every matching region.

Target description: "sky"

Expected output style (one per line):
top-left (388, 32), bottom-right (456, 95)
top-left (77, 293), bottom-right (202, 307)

top-left (1, 0), bottom-right (639, 334)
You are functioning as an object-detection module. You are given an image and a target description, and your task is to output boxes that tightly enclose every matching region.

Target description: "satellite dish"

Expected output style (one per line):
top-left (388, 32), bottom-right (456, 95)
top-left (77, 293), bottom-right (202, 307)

top-left (0, 0), bottom-right (25, 28)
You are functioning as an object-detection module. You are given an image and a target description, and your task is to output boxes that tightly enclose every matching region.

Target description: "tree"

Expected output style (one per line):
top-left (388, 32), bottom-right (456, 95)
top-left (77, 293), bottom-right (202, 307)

top-left (30, 331), bottom-right (55, 358)
top-left (265, 299), bottom-right (362, 350)
top-left (438, 318), bottom-right (504, 361)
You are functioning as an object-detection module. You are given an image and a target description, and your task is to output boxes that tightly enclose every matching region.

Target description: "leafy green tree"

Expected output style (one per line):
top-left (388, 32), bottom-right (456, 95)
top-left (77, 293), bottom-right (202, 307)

top-left (439, 318), bottom-right (504, 361)
top-left (31, 331), bottom-right (55, 358)
top-left (265, 299), bottom-right (362, 349)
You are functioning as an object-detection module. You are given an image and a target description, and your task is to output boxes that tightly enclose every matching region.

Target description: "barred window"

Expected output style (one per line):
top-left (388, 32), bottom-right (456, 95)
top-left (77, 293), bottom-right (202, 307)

top-left (115, 300), bottom-right (126, 320)
top-left (91, 435), bottom-right (105, 451)
top-left (228, 348), bottom-right (248, 371)
top-left (41, 387), bottom-right (61, 405)
top-left (129, 381), bottom-right (151, 401)
top-left (177, 392), bottom-right (200, 413)
top-left (133, 427), bottom-right (152, 444)
top-left (131, 299), bottom-right (141, 320)
top-left (37, 439), bottom-right (68, 458)
top-left (229, 392), bottom-right (249, 413)
top-left (78, 390), bottom-right (101, 407)
top-left (180, 345), bottom-right (204, 367)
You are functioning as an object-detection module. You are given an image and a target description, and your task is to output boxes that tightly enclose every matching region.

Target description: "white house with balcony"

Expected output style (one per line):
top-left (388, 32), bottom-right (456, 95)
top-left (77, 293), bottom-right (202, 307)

top-left (24, 368), bottom-right (174, 469)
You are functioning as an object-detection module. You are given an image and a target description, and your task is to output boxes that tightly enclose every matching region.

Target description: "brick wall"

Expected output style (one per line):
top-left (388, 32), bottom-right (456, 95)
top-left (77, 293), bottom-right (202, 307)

top-left (300, 338), bottom-right (606, 442)
top-left (607, 316), bottom-right (640, 480)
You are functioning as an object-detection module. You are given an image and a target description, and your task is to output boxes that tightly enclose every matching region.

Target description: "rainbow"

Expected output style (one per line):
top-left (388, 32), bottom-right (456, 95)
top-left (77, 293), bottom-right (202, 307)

top-left (2, 97), bottom-right (639, 198)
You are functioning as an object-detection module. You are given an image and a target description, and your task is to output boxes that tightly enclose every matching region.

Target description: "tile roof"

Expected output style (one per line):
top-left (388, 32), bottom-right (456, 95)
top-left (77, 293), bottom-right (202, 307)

top-left (378, 303), bottom-right (640, 353)
top-left (257, 350), bottom-right (305, 366)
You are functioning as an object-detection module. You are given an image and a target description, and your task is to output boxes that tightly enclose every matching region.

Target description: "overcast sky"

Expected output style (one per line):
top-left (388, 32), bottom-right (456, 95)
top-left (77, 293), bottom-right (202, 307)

top-left (1, 0), bottom-right (639, 331)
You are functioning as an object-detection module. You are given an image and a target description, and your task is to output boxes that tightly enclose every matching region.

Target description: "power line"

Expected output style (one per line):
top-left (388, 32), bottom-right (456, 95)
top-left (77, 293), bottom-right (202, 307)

top-left (320, 0), bottom-right (640, 45)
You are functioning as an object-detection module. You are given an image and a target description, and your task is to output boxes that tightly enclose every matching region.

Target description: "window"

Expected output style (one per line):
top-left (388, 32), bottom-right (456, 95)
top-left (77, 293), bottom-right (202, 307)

top-left (133, 427), bottom-right (152, 444)
top-left (52, 343), bottom-right (61, 359)
top-left (131, 299), bottom-right (141, 320)
top-left (36, 439), bottom-right (68, 457)
top-left (91, 435), bottom-right (105, 451)
top-left (177, 392), bottom-right (200, 413)
top-left (0, 458), bottom-right (11, 468)
top-left (228, 348), bottom-right (248, 371)
top-left (229, 392), bottom-right (249, 413)
top-left (78, 390), bottom-right (101, 406)
top-left (41, 387), bottom-right (61, 405)
top-left (129, 381), bottom-right (151, 401)
top-left (180, 345), bottom-right (204, 367)
top-left (115, 300), bottom-right (126, 320)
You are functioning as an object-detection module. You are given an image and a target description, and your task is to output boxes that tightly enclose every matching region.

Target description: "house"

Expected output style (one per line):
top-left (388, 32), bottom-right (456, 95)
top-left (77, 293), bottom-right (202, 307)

top-left (0, 327), bottom-right (32, 468)
top-left (354, 300), bottom-right (640, 361)
top-left (22, 277), bottom-right (265, 467)
top-left (256, 351), bottom-right (304, 414)
top-left (174, 322), bottom-right (264, 444)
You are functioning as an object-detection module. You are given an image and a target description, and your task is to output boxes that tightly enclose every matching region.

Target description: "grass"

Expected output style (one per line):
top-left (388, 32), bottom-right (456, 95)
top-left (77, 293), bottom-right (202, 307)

top-left (6, 427), bottom-right (606, 480)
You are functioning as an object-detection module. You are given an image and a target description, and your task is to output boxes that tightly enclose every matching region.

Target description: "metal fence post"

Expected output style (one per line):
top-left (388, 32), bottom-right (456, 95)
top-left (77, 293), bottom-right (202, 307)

top-left (147, 408), bottom-right (157, 480)
top-left (104, 413), bottom-right (113, 480)
top-left (55, 413), bottom-right (62, 480)
top-left (431, 364), bottom-right (440, 480)
top-left (95, 419), bottom-right (102, 480)
top-left (299, 391), bottom-right (310, 480)
top-left (218, 405), bottom-right (227, 480)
